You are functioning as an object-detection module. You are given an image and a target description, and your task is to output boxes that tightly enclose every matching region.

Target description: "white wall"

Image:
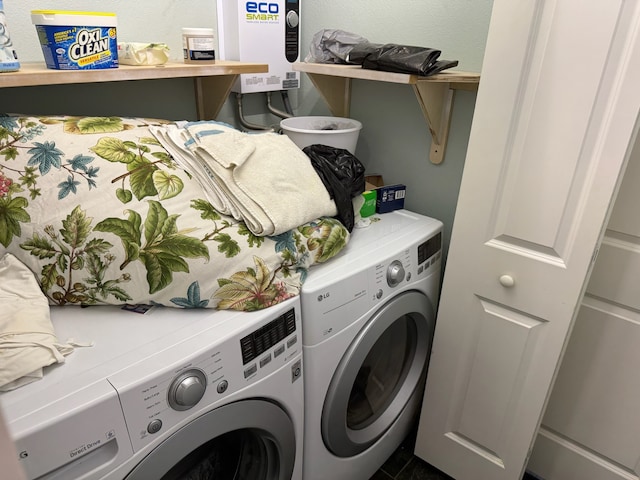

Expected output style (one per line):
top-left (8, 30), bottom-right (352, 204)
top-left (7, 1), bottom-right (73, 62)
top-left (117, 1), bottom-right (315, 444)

top-left (1, 0), bottom-right (493, 255)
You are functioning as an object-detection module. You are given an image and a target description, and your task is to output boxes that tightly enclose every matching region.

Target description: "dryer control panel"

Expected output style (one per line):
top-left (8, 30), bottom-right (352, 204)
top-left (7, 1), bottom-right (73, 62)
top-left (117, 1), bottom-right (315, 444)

top-left (301, 230), bottom-right (442, 346)
top-left (417, 231), bottom-right (442, 273)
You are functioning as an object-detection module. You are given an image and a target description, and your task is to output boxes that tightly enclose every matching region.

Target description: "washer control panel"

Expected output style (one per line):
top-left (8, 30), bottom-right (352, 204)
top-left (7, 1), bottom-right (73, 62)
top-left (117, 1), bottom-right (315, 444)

top-left (373, 231), bottom-right (442, 300)
top-left (108, 307), bottom-right (300, 452)
top-left (240, 308), bottom-right (296, 365)
top-left (376, 231), bottom-right (442, 295)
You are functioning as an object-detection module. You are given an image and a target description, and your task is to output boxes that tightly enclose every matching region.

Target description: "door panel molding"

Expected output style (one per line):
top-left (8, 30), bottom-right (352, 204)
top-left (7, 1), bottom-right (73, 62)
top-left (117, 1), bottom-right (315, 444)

top-left (448, 298), bottom-right (546, 463)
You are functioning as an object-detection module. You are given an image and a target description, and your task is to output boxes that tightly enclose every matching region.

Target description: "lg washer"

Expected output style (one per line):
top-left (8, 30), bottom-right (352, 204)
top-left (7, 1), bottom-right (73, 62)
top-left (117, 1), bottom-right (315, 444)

top-left (300, 209), bottom-right (443, 480)
top-left (0, 297), bottom-right (304, 480)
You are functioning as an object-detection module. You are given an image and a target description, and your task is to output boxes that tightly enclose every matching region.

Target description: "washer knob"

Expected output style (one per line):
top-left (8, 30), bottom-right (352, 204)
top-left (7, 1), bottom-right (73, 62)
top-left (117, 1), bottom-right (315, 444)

top-left (387, 260), bottom-right (405, 288)
top-left (147, 419), bottom-right (163, 434)
top-left (168, 369), bottom-right (207, 411)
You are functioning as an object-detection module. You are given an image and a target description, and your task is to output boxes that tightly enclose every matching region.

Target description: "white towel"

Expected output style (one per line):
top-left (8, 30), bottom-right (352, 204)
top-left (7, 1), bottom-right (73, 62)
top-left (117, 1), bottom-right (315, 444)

top-left (153, 121), bottom-right (337, 236)
top-left (150, 125), bottom-right (241, 219)
top-left (0, 254), bottom-right (89, 391)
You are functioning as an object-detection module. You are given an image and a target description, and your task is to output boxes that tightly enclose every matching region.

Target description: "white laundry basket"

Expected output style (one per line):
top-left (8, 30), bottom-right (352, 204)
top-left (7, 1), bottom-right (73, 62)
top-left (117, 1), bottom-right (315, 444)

top-left (280, 116), bottom-right (362, 154)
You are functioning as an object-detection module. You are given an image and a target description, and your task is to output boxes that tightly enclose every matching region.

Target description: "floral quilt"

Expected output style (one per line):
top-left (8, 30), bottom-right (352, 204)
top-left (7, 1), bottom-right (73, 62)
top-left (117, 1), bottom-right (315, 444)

top-left (0, 115), bottom-right (349, 311)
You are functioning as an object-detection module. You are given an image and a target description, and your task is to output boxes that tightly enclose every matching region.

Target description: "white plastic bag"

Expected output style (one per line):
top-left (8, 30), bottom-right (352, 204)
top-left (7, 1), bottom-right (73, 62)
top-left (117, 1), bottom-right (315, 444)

top-left (305, 29), bottom-right (371, 64)
top-left (118, 42), bottom-right (170, 66)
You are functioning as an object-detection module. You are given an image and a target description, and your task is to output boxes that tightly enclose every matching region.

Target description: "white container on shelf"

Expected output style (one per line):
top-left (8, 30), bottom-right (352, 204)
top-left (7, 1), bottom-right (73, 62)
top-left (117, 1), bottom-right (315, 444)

top-left (280, 116), bottom-right (362, 154)
top-left (182, 27), bottom-right (215, 63)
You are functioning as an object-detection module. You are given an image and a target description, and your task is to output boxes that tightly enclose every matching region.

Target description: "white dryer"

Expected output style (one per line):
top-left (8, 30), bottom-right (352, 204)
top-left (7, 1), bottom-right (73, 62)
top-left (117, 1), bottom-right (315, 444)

top-left (0, 297), bottom-right (304, 480)
top-left (300, 209), bottom-right (443, 480)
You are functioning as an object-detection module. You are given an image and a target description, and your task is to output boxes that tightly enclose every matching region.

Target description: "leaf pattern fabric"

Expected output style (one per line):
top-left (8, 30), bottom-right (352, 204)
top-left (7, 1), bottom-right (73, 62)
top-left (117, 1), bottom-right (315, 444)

top-left (0, 115), bottom-right (349, 311)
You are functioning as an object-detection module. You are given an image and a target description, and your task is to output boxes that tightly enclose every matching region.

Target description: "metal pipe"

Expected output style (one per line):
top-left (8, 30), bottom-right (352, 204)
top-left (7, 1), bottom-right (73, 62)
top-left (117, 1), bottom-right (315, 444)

top-left (266, 91), bottom-right (293, 119)
top-left (235, 93), bottom-right (274, 131)
top-left (281, 90), bottom-right (294, 116)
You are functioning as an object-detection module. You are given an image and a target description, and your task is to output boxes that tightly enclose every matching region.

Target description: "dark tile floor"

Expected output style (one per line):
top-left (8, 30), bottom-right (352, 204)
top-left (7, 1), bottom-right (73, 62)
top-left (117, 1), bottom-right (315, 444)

top-left (370, 425), bottom-right (541, 480)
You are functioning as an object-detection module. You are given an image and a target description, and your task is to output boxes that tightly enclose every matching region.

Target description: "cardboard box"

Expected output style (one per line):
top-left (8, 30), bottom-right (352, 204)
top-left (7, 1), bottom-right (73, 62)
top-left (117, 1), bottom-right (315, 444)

top-left (365, 174), bottom-right (384, 190)
top-left (360, 175), bottom-right (406, 214)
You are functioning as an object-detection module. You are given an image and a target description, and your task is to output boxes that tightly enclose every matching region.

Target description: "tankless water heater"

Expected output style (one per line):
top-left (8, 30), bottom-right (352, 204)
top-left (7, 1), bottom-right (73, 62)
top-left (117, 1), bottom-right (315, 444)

top-left (217, 0), bottom-right (301, 93)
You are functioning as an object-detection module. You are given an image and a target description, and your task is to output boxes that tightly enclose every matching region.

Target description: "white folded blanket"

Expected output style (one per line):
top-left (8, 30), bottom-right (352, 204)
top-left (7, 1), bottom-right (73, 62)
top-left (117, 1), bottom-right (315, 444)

top-left (0, 253), bottom-right (82, 391)
top-left (151, 121), bottom-right (337, 236)
top-left (151, 124), bottom-right (242, 219)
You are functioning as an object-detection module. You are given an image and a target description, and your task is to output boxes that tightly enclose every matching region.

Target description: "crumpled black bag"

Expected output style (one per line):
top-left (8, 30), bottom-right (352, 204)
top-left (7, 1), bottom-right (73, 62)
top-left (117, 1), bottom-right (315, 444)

top-left (357, 43), bottom-right (459, 76)
top-left (303, 144), bottom-right (365, 232)
top-left (345, 42), bottom-right (383, 65)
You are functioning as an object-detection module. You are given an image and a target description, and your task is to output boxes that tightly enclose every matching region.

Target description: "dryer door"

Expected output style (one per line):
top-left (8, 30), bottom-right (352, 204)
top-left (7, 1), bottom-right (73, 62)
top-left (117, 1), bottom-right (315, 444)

top-left (321, 290), bottom-right (435, 457)
top-left (125, 399), bottom-right (295, 480)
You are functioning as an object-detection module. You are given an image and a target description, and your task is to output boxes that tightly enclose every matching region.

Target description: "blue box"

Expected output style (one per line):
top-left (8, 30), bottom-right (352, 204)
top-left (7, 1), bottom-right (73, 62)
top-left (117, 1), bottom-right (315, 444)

top-left (376, 184), bottom-right (406, 213)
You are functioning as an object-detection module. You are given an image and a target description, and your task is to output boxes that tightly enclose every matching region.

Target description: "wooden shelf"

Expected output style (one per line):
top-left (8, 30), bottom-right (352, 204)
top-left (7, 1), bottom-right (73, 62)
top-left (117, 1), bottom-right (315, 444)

top-left (293, 62), bottom-right (480, 164)
top-left (0, 61), bottom-right (269, 120)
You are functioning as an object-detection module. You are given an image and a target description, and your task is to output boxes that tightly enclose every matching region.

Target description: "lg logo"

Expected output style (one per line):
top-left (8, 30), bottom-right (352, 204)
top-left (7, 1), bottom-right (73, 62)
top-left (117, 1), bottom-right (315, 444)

top-left (246, 2), bottom-right (279, 13)
top-left (317, 292), bottom-right (330, 302)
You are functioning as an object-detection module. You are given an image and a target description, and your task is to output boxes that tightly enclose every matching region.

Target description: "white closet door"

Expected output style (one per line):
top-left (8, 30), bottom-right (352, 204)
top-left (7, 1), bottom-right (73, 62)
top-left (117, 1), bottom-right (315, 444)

top-left (414, 1), bottom-right (640, 479)
top-left (527, 129), bottom-right (640, 480)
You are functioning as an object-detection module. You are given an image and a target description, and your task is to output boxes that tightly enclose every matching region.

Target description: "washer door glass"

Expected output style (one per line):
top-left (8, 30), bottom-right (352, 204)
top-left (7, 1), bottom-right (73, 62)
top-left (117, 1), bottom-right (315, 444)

top-left (161, 429), bottom-right (270, 479)
top-left (347, 317), bottom-right (411, 429)
top-left (321, 290), bottom-right (435, 457)
top-left (125, 399), bottom-right (295, 480)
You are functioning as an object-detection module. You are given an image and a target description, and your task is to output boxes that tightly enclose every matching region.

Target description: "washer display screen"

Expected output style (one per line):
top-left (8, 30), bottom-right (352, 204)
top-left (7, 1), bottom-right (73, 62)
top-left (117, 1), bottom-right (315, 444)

top-left (240, 308), bottom-right (296, 364)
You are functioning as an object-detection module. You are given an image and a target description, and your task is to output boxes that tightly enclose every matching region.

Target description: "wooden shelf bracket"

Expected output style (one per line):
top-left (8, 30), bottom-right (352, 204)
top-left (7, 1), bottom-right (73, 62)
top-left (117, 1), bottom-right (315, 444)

top-left (305, 72), bottom-right (456, 164)
top-left (294, 63), bottom-right (478, 165)
top-left (413, 81), bottom-right (456, 165)
top-left (194, 75), bottom-right (239, 120)
top-left (305, 73), bottom-right (353, 118)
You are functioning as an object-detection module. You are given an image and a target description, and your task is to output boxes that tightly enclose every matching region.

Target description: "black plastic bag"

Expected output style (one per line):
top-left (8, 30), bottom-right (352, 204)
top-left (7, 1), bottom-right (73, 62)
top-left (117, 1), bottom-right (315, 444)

top-left (304, 29), bottom-right (458, 77)
top-left (345, 42), bottom-right (383, 65)
top-left (303, 144), bottom-right (365, 232)
top-left (360, 43), bottom-right (459, 76)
